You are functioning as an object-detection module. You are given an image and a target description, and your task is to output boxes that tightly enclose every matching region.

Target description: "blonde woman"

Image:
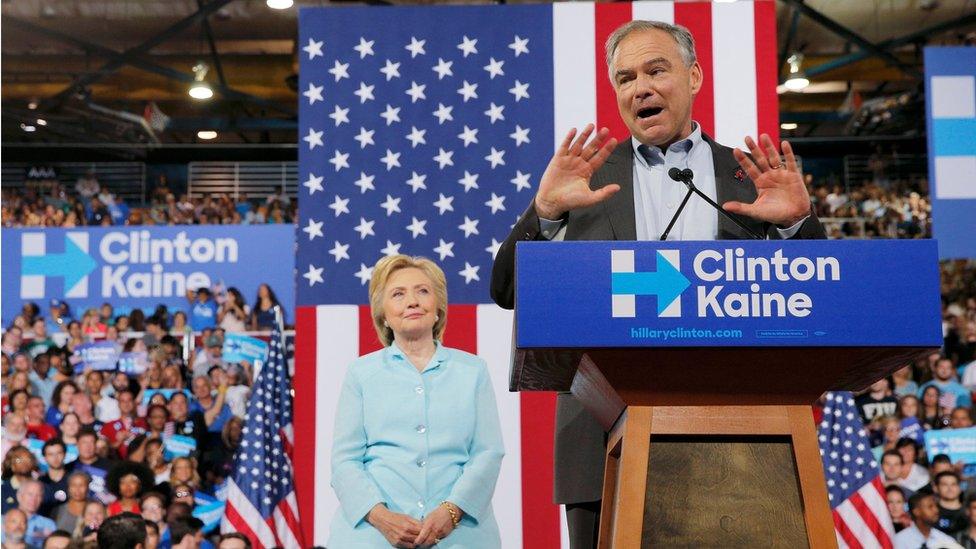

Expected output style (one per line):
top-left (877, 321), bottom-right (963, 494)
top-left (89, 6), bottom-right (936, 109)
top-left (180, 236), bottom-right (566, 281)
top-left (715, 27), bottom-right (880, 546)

top-left (329, 255), bottom-right (504, 548)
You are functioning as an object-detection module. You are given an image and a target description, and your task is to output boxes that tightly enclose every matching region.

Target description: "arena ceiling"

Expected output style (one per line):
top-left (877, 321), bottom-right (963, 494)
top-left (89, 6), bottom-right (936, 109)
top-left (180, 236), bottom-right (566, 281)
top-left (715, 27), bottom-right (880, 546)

top-left (2, 0), bottom-right (974, 150)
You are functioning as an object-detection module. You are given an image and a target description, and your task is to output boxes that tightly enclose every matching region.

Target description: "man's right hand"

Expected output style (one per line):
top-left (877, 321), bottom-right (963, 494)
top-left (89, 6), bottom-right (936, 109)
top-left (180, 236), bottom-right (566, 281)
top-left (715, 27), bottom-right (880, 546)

top-left (367, 504), bottom-right (423, 548)
top-left (533, 124), bottom-right (620, 220)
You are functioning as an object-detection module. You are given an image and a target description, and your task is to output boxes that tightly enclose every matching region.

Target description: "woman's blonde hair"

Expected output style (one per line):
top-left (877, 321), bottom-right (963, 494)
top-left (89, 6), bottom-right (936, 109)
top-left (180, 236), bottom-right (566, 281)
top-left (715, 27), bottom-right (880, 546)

top-left (368, 255), bottom-right (448, 346)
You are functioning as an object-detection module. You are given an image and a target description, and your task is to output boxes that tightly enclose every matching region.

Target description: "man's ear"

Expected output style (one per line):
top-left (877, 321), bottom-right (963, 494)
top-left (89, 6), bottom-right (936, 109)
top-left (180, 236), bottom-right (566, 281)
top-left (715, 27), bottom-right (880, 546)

top-left (689, 61), bottom-right (703, 96)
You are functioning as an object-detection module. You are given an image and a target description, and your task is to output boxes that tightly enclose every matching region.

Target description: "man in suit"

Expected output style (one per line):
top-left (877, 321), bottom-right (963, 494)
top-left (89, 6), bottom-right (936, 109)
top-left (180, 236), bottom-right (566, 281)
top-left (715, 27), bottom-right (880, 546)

top-left (489, 20), bottom-right (825, 549)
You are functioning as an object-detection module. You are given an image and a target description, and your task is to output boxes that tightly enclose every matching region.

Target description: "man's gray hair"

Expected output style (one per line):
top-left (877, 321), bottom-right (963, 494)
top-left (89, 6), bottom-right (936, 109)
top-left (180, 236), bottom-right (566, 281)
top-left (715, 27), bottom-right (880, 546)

top-left (605, 20), bottom-right (697, 82)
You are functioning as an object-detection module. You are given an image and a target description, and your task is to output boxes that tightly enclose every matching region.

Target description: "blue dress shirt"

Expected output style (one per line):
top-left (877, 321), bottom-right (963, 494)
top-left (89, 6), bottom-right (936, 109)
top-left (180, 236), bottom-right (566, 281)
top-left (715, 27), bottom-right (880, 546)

top-left (328, 341), bottom-right (504, 548)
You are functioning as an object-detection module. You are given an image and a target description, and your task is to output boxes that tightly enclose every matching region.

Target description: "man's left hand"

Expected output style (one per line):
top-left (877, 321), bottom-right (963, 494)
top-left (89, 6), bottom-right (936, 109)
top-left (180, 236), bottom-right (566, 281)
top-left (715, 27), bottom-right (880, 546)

top-left (725, 134), bottom-right (811, 228)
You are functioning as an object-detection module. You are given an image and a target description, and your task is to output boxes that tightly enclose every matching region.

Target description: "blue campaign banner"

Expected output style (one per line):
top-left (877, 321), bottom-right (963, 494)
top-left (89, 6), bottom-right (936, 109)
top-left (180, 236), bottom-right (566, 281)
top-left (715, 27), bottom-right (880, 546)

top-left (925, 427), bottom-right (976, 465)
top-left (516, 240), bottom-right (942, 348)
top-left (924, 47), bottom-right (976, 259)
top-left (72, 341), bottom-right (120, 373)
top-left (0, 225), bottom-right (295, 326)
top-left (117, 352), bottom-right (149, 375)
top-left (163, 434), bottom-right (197, 460)
top-left (222, 333), bottom-right (269, 365)
top-left (77, 464), bottom-right (110, 503)
top-left (192, 491), bottom-right (226, 533)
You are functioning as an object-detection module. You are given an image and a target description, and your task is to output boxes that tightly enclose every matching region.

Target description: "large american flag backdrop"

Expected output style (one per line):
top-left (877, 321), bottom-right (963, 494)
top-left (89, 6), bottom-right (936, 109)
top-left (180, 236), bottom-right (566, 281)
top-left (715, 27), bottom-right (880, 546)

top-left (294, 2), bottom-right (780, 545)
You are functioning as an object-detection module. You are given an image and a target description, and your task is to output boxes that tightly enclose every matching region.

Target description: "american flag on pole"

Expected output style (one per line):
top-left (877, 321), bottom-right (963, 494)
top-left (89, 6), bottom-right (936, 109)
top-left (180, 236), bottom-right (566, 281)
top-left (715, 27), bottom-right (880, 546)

top-left (818, 392), bottom-right (896, 549)
top-left (294, 2), bottom-right (780, 545)
top-left (221, 319), bottom-right (304, 548)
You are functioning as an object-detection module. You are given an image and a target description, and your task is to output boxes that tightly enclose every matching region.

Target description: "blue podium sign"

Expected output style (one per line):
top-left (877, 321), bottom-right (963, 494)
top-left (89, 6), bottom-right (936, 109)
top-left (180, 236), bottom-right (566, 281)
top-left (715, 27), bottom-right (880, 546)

top-left (516, 240), bottom-right (942, 348)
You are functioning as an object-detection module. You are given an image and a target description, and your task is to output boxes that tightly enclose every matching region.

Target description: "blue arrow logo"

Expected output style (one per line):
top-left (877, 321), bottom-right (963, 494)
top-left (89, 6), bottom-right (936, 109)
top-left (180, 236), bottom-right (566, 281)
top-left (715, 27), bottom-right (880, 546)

top-left (22, 237), bottom-right (98, 291)
top-left (611, 251), bottom-right (691, 315)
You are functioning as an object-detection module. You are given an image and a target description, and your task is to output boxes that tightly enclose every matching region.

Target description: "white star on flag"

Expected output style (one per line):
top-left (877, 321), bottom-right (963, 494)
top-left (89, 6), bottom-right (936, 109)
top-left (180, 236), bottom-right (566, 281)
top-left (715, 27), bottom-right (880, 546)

top-left (458, 262), bottom-right (480, 283)
top-left (329, 105), bottom-right (350, 126)
top-left (432, 58), bottom-right (453, 80)
top-left (380, 194), bottom-right (401, 216)
top-left (458, 216), bottom-right (479, 237)
top-left (483, 57), bottom-right (505, 79)
top-left (484, 103), bottom-right (505, 124)
top-left (303, 38), bottom-right (324, 60)
top-left (354, 263), bottom-right (373, 285)
top-left (380, 149), bottom-right (402, 171)
top-left (433, 239), bottom-right (455, 260)
top-left (509, 35), bottom-right (529, 57)
top-left (457, 125), bottom-right (479, 147)
top-left (458, 171), bottom-right (479, 192)
top-left (354, 37), bottom-right (375, 58)
top-left (433, 148), bottom-right (454, 169)
top-left (485, 147), bottom-right (506, 168)
top-left (405, 36), bottom-right (426, 58)
top-left (354, 82), bottom-right (376, 103)
top-left (457, 35), bottom-right (478, 57)
top-left (432, 103), bottom-right (454, 124)
top-left (353, 172), bottom-right (375, 193)
top-left (303, 173), bottom-right (324, 195)
top-left (457, 80), bottom-right (479, 102)
top-left (329, 241), bottom-right (351, 262)
top-left (406, 126), bottom-right (427, 148)
top-left (433, 193), bottom-right (454, 215)
top-left (328, 60), bottom-right (350, 82)
top-left (511, 170), bottom-right (532, 192)
top-left (353, 217), bottom-right (375, 239)
top-left (509, 125), bottom-right (531, 146)
top-left (354, 127), bottom-right (375, 148)
top-left (380, 240), bottom-right (402, 256)
top-left (405, 81), bottom-right (427, 103)
top-left (406, 217), bottom-right (428, 238)
top-left (379, 59), bottom-right (401, 81)
top-left (328, 195), bottom-right (350, 217)
top-left (304, 128), bottom-right (324, 150)
top-left (329, 150), bottom-right (350, 171)
top-left (509, 80), bottom-right (530, 102)
top-left (303, 218), bottom-right (324, 240)
top-left (485, 193), bottom-right (506, 214)
top-left (303, 264), bottom-right (324, 286)
top-left (380, 104), bottom-right (401, 125)
top-left (303, 83), bottom-right (324, 105)
top-left (485, 238), bottom-right (502, 258)
top-left (405, 171), bottom-right (427, 193)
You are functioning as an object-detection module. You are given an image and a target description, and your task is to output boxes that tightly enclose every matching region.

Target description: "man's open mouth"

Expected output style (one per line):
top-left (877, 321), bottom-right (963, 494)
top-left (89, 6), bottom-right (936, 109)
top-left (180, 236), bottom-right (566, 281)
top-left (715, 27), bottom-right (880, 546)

top-left (636, 106), bottom-right (664, 119)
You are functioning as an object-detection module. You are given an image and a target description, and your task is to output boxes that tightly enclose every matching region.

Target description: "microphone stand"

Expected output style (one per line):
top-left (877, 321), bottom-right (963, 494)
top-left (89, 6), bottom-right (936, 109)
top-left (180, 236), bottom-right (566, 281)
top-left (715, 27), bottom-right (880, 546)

top-left (665, 168), bottom-right (764, 240)
top-left (659, 184), bottom-right (695, 241)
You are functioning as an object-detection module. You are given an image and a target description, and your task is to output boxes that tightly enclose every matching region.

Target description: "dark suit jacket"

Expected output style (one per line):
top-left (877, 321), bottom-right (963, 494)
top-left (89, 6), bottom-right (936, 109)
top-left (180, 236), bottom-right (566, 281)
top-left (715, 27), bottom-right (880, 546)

top-left (489, 134), bottom-right (826, 504)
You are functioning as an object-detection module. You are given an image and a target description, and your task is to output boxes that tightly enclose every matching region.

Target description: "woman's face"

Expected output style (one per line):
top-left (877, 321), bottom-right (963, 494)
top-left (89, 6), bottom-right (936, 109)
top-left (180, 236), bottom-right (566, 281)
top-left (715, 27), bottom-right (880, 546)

top-left (59, 384), bottom-right (76, 408)
top-left (83, 502), bottom-right (105, 527)
top-left (147, 408), bottom-right (167, 431)
top-left (381, 268), bottom-right (439, 342)
top-left (60, 414), bottom-right (81, 438)
top-left (10, 391), bottom-right (28, 412)
top-left (10, 449), bottom-right (34, 476)
top-left (897, 444), bottom-right (916, 466)
top-left (10, 373), bottom-right (29, 392)
top-left (141, 496), bottom-right (164, 523)
top-left (259, 284), bottom-right (269, 299)
top-left (68, 475), bottom-right (89, 501)
top-left (119, 475), bottom-right (141, 498)
top-left (923, 387), bottom-right (939, 407)
top-left (173, 312), bottom-right (186, 328)
top-left (886, 491), bottom-right (905, 518)
top-left (883, 421), bottom-right (900, 442)
top-left (899, 397), bottom-right (918, 418)
top-left (172, 459), bottom-right (192, 482)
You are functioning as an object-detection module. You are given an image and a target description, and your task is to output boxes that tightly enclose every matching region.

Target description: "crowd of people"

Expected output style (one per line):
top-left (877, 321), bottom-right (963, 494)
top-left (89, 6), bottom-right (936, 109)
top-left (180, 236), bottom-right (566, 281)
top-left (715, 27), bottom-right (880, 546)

top-left (809, 177), bottom-right (932, 239)
top-left (1, 173), bottom-right (296, 228)
top-left (0, 282), bottom-right (287, 548)
top-left (846, 259), bottom-right (976, 545)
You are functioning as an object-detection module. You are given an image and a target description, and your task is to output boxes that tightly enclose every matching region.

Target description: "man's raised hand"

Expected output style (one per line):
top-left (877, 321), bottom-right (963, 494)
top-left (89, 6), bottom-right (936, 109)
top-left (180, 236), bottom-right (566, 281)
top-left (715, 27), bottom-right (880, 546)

top-left (726, 134), bottom-right (811, 228)
top-left (533, 124), bottom-right (619, 220)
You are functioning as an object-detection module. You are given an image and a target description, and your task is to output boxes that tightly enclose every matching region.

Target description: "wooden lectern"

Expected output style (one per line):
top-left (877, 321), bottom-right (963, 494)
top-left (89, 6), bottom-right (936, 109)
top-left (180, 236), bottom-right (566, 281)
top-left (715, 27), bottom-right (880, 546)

top-left (512, 240), bottom-right (942, 548)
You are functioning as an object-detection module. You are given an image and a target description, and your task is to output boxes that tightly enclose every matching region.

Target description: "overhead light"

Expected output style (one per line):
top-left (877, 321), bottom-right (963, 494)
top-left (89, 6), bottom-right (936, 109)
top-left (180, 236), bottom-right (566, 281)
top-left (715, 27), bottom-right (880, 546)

top-left (784, 53), bottom-right (810, 91)
top-left (27, 100), bottom-right (38, 110)
top-left (189, 62), bottom-right (214, 100)
top-left (266, 0), bottom-right (294, 8)
top-left (780, 122), bottom-right (798, 130)
top-left (197, 130), bottom-right (218, 140)
top-left (36, 118), bottom-right (48, 126)
top-left (21, 123), bottom-right (36, 132)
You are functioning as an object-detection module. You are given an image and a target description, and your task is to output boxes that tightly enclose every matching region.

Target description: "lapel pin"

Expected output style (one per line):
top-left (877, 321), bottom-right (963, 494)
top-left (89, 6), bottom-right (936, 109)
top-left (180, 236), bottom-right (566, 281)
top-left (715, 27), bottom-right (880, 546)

top-left (734, 168), bottom-right (745, 182)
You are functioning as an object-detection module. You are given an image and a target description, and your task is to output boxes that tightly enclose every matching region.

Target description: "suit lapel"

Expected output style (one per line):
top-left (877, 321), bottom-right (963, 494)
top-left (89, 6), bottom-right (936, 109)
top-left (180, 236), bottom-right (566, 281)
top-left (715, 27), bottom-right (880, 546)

top-left (705, 134), bottom-right (763, 239)
top-left (598, 140), bottom-right (637, 240)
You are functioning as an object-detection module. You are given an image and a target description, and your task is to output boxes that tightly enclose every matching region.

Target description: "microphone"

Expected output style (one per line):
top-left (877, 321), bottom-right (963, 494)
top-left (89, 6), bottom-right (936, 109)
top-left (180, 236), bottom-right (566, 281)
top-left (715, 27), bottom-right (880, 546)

top-left (662, 168), bottom-right (763, 240)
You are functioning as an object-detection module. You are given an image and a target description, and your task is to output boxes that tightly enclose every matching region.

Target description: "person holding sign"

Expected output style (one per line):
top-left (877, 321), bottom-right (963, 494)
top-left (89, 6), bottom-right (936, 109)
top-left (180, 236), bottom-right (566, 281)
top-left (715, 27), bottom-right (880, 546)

top-left (329, 255), bottom-right (505, 548)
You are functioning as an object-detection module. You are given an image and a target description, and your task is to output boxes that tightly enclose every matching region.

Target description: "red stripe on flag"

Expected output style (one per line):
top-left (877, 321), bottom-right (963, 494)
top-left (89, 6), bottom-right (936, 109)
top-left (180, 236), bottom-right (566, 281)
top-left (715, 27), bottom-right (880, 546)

top-left (225, 502), bottom-right (267, 549)
top-left (520, 391), bottom-right (559, 547)
top-left (266, 516), bottom-right (281, 548)
top-left (441, 305), bottom-right (478, 354)
top-left (849, 490), bottom-right (892, 549)
top-left (359, 306), bottom-right (384, 354)
top-left (675, 2), bottom-right (714, 137)
top-left (594, 3), bottom-right (632, 141)
top-left (276, 498), bottom-right (305, 548)
top-left (753, 0), bottom-right (780, 143)
top-left (292, 306), bottom-right (318, 546)
top-left (833, 509), bottom-right (865, 549)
